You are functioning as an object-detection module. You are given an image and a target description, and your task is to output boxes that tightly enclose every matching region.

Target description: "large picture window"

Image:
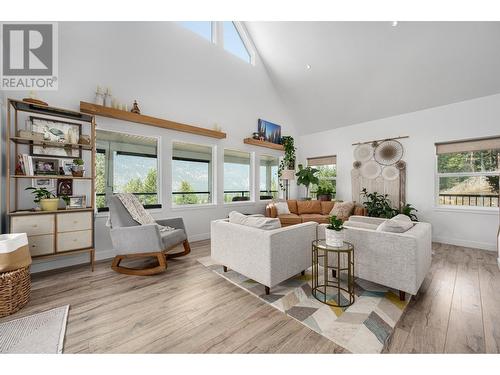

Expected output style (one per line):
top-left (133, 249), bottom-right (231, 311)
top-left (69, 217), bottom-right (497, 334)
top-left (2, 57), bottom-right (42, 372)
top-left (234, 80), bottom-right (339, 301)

top-left (224, 149), bottom-right (251, 202)
top-left (172, 142), bottom-right (213, 205)
top-left (95, 130), bottom-right (160, 211)
top-left (436, 137), bottom-right (499, 208)
top-left (307, 155), bottom-right (337, 200)
top-left (260, 155), bottom-right (279, 200)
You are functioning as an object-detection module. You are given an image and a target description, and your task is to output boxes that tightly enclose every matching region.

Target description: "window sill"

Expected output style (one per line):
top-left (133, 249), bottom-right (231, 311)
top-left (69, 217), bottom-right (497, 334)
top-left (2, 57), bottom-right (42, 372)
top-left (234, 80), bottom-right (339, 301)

top-left (224, 201), bottom-right (256, 206)
top-left (433, 205), bottom-right (499, 215)
top-left (171, 203), bottom-right (217, 211)
top-left (95, 207), bottom-right (163, 218)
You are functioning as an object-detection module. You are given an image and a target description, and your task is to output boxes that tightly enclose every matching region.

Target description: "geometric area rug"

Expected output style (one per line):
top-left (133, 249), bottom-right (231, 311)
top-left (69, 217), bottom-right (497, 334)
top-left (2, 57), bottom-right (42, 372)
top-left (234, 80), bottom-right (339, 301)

top-left (0, 305), bottom-right (69, 353)
top-left (198, 257), bottom-right (410, 353)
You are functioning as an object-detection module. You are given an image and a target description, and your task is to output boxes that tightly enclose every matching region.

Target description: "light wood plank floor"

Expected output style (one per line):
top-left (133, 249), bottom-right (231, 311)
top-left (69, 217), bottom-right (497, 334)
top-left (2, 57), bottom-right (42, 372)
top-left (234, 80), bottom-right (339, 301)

top-left (1, 241), bottom-right (499, 353)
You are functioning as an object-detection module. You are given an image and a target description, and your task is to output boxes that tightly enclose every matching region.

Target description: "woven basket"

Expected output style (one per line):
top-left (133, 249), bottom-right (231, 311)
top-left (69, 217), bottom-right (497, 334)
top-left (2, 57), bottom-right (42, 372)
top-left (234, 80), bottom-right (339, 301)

top-left (0, 266), bottom-right (31, 318)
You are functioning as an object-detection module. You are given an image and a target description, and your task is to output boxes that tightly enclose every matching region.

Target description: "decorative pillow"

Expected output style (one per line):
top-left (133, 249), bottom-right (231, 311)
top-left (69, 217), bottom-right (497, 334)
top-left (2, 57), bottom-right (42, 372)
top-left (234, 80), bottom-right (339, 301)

top-left (343, 220), bottom-right (379, 230)
top-left (229, 211), bottom-right (281, 230)
top-left (329, 201), bottom-right (355, 218)
top-left (275, 201), bottom-right (291, 215)
top-left (392, 214), bottom-right (412, 222)
top-left (376, 218), bottom-right (414, 233)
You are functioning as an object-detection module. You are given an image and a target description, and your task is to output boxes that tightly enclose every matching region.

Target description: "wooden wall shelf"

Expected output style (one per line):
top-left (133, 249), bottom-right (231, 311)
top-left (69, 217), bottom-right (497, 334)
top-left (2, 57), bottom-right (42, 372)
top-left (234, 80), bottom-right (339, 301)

top-left (243, 138), bottom-right (284, 151)
top-left (80, 102), bottom-right (227, 139)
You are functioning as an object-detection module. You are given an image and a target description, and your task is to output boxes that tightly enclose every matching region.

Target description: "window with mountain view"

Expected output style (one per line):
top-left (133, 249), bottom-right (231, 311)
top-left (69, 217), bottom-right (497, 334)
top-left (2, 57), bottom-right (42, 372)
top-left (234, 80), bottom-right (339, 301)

top-left (224, 149), bottom-right (252, 202)
top-left (260, 155), bottom-right (279, 200)
top-left (95, 130), bottom-right (160, 211)
top-left (307, 156), bottom-right (337, 200)
top-left (172, 142), bottom-right (213, 205)
top-left (436, 138), bottom-right (499, 208)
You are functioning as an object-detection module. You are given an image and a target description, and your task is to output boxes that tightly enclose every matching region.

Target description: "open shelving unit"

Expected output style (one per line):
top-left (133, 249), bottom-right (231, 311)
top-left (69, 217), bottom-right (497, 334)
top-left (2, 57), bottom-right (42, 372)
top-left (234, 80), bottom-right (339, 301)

top-left (243, 138), bottom-right (285, 151)
top-left (80, 101), bottom-right (227, 139)
top-left (6, 99), bottom-right (96, 270)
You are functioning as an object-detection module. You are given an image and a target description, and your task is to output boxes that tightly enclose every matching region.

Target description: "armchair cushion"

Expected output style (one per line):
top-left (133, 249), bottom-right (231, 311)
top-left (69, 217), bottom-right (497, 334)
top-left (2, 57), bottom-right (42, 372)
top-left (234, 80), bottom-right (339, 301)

top-left (161, 229), bottom-right (187, 249)
top-left (277, 213), bottom-right (302, 226)
top-left (300, 214), bottom-right (329, 224)
top-left (229, 211), bottom-right (281, 230)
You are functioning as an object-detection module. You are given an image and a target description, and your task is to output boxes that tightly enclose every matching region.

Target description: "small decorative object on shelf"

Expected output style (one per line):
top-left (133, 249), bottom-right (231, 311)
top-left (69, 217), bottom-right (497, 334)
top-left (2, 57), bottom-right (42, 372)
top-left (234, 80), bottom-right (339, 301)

top-left (33, 157), bottom-right (59, 175)
top-left (25, 187), bottom-right (59, 211)
top-left (78, 134), bottom-right (91, 145)
top-left (325, 215), bottom-right (345, 247)
top-left (71, 158), bottom-right (85, 177)
top-left (22, 91), bottom-right (48, 106)
top-left (252, 132), bottom-right (260, 140)
top-left (95, 85), bottom-right (105, 106)
top-left (131, 100), bottom-right (141, 114)
top-left (104, 87), bottom-right (112, 107)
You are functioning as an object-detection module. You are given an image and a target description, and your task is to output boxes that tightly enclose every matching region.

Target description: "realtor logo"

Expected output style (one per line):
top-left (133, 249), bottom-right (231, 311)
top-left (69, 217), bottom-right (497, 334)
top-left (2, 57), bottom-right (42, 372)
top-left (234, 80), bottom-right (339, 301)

top-left (1, 22), bottom-right (58, 90)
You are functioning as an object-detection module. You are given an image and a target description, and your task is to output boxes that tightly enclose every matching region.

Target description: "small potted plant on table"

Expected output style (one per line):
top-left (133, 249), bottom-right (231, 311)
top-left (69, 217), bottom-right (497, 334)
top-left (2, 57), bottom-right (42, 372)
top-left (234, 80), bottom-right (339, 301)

top-left (71, 158), bottom-right (85, 177)
top-left (325, 215), bottom-right (345, 247)
top-left (25, 187), bottom-right (60, 211)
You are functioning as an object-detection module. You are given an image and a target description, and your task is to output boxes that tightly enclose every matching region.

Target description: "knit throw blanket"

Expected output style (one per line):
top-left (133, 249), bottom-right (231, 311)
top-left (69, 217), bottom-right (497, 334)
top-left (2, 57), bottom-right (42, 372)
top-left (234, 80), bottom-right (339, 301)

top-left (115, 193), bottom-right (174, 232)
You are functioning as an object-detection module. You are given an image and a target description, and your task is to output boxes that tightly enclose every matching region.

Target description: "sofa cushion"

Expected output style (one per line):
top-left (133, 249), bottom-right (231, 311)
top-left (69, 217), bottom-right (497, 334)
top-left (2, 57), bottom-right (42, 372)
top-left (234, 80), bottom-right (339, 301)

top-left (161, 229), bottom-right (187, 250)
top-left (229, 211), bottom-right (281, 230)
top-left (329, 201), bottom-right (355, 218)
top-left (376, 217), bottom-right (413, 233)
top-left (278, 213), bottom-right (302, 226)
top-left (300, 214), bottom-right (329, 224)
top-left (297, 200), bottom-right (322, 214)
top-left (320, 201), bottom-right (335, 215)
top-left (392, 214), bottom-right (412, 222)
top-left (275, 201), bottom-right (291, 215)
top-left (287, 200), bottom-right (298, 214)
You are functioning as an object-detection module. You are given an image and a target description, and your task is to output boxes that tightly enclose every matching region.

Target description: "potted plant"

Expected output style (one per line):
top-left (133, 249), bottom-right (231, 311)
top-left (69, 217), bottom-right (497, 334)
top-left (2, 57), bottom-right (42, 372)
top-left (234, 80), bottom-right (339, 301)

top-left (25, 187), bottom-right (60, 211)
top-left (278, 136), bottom-right (296, 191)
top-left (316, 185), bottom-right (334, 201)
top-left (325, 215), bottom-right (344, 247)
top-left (295, 164), bottom-right (319, 200)
top-left (71, 158), bottom-right (85, 177)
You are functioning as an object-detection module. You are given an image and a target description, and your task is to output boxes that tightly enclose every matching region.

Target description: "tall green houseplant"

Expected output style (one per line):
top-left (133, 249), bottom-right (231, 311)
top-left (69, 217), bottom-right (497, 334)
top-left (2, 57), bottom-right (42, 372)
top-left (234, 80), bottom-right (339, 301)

top-left (295, 164), bottom-right (319, 199)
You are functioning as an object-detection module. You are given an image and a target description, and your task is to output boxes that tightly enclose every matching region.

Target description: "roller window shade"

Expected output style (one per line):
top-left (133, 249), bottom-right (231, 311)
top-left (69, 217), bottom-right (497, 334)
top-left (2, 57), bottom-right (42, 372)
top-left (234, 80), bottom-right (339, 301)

top-left (307, 155), bottom-right (336, 166)
top-left (436, 137), bottom-right (500, 154)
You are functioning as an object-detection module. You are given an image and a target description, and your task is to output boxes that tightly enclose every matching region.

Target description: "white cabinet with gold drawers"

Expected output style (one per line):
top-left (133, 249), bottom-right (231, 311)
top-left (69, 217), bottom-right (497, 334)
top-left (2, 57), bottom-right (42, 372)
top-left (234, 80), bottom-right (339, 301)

top-left (9, 209), bottom-right (95, 270)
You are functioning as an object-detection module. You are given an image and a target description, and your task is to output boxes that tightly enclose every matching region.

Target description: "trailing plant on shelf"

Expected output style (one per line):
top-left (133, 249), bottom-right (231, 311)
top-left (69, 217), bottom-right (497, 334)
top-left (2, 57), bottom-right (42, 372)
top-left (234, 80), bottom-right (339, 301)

top-left (295, 164), bottom-right (319, 199)
top-left (278, 136), bottom-right (296, 191)
top-left (25, 187), bottom-right (59, 211)
top-left (325, 215), bottom-right (345, 247)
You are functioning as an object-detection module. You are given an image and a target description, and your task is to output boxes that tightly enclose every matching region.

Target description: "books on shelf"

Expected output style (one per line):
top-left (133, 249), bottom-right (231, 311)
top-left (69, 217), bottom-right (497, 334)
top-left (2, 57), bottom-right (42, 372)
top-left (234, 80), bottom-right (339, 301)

top-left (16, 154), bottom-right (34, 175)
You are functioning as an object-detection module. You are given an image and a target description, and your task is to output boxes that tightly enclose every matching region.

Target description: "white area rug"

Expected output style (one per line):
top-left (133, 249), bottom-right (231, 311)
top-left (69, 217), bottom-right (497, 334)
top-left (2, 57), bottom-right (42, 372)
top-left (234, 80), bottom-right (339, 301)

top-left (0, 305), bottom-right (69, 353)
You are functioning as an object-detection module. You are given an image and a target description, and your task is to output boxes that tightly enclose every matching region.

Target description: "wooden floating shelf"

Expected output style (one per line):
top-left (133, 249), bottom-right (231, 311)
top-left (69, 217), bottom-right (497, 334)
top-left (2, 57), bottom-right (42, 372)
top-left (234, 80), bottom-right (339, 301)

top-left (11, 175), bottom-right (93, 180)
top-left (10, 99), bottom-right (94, 122)
top-left (8, 207), bottom-right (94, 216)
top-left (80, 101), bottom-right (227, 139)
top-left (243, 138), bottom-right (284, 151)
top-left (10, 137), bottom-right (94, 150)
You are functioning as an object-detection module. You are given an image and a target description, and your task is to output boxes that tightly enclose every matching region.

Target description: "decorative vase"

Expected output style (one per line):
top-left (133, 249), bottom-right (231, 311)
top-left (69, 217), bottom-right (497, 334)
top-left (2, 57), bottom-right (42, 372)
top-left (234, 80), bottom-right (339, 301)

top-left (40, 198), bottom-right (60, 211)
top-left (325, 228), bottom-right (345, 247)
top-left (317, 194), bottom-right (332, 201)
top-left (71, 165), bottom-right (84, 177)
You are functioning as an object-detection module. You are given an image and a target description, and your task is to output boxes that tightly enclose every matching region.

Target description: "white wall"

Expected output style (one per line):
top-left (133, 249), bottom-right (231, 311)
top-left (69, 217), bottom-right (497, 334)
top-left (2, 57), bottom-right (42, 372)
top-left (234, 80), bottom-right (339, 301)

top-left (298, 94), bottom-right (500, 252)
top-left (1, 22), bottom-right (297, 272)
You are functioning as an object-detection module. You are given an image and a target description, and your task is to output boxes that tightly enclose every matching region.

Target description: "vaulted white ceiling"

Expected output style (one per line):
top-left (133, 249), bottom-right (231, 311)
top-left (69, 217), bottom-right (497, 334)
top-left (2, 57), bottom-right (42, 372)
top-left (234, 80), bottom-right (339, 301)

top-left (245, 22), bottom-right (500, 134)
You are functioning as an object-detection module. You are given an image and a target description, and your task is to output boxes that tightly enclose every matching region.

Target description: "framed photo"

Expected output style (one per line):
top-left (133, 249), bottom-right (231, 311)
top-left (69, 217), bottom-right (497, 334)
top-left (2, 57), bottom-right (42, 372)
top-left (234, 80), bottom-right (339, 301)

top-left (258, 119), bottom-right (282, 144)
top-left (33, 157), bottom-right (59, 175)
top-left (32, 178), bottom-right (55, 190)
top-left (61, 159), bottom-right (74, 175)
top-left (68, 195), bottom-right (86, 209)
top-left (30, 116), bottom-right (82, 158)
top-left (57, 179), bottom-right (73, 196)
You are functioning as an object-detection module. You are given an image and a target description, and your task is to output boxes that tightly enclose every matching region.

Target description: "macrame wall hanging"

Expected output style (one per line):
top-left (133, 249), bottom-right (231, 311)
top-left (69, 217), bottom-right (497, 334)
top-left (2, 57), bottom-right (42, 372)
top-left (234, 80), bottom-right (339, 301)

top-left (351, 136), bottom-right (408, 209)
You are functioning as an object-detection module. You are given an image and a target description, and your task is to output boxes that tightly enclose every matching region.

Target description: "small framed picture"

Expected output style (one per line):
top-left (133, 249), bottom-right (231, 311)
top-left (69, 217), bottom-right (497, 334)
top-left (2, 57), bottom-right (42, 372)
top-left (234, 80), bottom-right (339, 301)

top-left (68, 195), bottom-right (86, 209)
top-left (57, 179), bottom-right (73, 196)
top-left (33, 157), bottom-right (59, 175)
top-left (32, 178), bottom-right (55, 190)
top-left (60, 160), bottom-right (74, 175)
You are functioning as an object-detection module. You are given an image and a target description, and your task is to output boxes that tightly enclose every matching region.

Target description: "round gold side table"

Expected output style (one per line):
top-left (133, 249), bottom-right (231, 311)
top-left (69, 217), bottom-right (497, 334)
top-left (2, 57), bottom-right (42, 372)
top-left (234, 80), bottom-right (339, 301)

top-left (311, 239), bottom-right (355, 308)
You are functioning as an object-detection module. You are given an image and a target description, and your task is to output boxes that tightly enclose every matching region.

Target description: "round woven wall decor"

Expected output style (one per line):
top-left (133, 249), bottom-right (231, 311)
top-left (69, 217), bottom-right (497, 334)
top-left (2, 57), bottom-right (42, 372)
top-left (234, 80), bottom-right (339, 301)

top-left (374, 140), bottom-right (403, 166)
top-left (353, 144), bottom-right (374, 162)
